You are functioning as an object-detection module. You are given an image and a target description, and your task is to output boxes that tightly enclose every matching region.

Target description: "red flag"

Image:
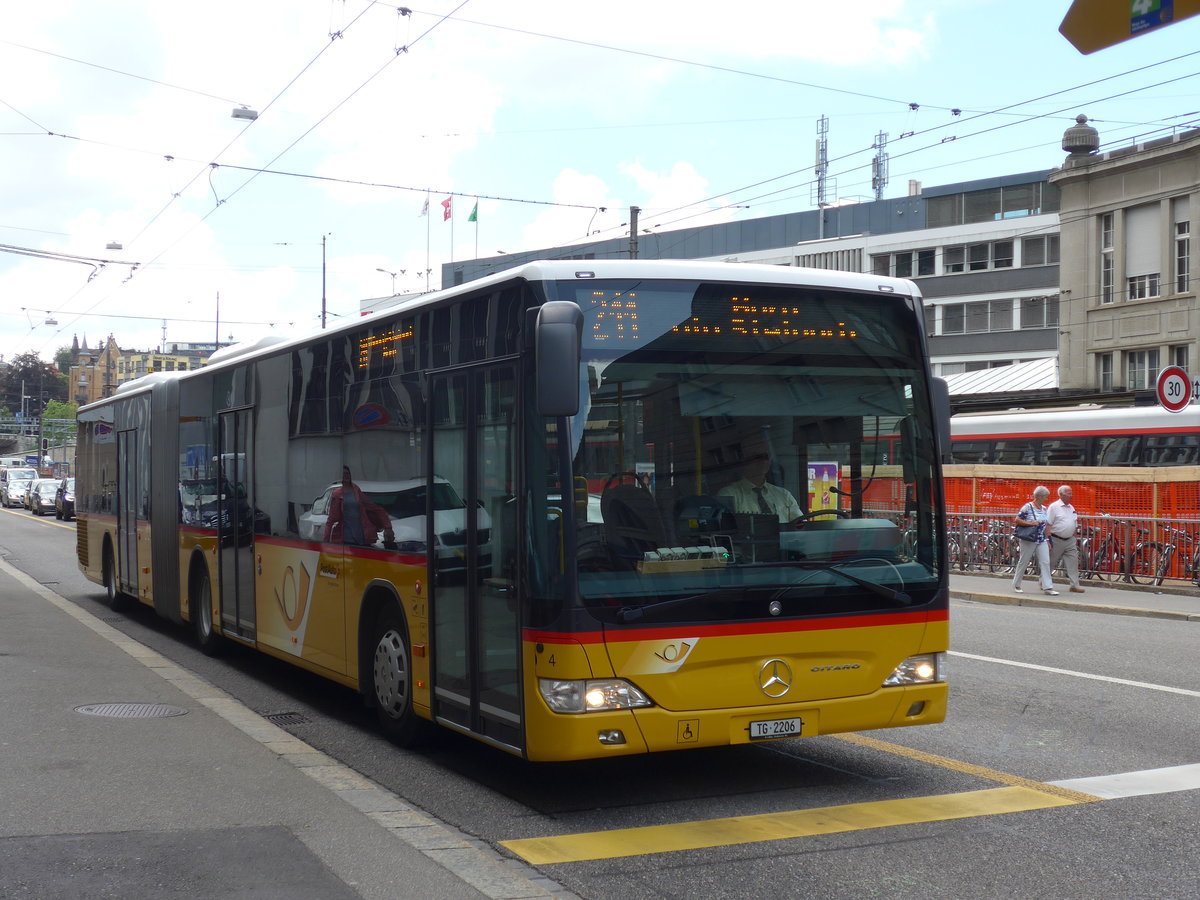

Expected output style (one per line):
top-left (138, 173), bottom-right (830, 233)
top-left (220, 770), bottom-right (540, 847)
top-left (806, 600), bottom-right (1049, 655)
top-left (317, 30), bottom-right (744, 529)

top-left (441, 197), bottom-right (452, 221)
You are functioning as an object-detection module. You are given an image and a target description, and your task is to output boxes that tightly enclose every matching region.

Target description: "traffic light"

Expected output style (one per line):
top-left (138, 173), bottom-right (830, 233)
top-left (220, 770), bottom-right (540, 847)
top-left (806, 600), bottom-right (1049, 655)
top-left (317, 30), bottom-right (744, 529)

top-left (41, 438), bottom-right (49, 453)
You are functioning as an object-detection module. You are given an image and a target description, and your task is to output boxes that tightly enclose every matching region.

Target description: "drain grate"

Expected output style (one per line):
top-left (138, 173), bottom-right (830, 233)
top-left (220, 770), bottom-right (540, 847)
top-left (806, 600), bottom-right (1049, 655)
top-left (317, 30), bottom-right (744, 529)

top-left (75, 702), bottom-right (189, 719)
top-left (263, 711), bottom-right (311, 726)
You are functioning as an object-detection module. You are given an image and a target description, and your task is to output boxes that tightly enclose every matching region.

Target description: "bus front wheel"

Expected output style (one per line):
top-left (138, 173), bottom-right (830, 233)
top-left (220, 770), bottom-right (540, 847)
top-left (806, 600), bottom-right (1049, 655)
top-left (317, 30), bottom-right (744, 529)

top-left (368, 605), bottom-right (425, 747)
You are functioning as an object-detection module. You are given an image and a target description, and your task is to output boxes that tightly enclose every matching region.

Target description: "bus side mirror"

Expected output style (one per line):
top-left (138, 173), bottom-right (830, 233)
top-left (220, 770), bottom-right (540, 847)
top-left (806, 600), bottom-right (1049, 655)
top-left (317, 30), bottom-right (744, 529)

top-left (931, 377), bottom-right (951, 462)
top-left (535, 301), bottom-right (583, 416)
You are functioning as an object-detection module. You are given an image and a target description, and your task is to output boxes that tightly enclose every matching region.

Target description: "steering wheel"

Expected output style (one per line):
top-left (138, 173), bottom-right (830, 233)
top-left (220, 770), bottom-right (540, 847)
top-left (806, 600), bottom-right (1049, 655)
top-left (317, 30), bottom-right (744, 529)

top-left (792, 509), bottom-right (851, 525)
top-left (601, 471), bottom-right (649, 493)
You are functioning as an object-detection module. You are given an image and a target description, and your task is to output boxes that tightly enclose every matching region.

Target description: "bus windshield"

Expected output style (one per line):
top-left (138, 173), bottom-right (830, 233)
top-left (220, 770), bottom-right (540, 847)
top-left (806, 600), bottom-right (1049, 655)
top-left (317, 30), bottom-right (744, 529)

top-left (536, 277), bottom-right (942, 624)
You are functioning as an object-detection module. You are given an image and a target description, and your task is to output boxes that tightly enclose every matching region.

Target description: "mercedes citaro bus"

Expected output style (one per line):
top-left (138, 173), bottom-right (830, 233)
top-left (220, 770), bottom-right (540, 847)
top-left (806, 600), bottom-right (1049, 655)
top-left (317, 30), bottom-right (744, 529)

top-left (76, 260), bottom-right (950, 761)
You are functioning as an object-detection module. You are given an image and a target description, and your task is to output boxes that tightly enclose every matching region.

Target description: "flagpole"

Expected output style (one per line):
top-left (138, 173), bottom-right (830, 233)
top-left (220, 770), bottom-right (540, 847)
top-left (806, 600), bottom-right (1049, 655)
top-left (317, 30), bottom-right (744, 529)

top-left (424, 192), bottom-right (431, 291)
top-left (473, 197), bottom-right (478, 258)
top-left (450, 198), bottom-right (455, 263)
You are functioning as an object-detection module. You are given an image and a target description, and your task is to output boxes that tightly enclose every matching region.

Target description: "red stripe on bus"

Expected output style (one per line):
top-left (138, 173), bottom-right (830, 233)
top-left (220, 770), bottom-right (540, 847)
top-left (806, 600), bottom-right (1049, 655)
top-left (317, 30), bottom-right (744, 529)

top-left (524, 608), bottom-right (948, 645)
top-left (253, 534), bottom-right (428, 566)
top-left (954, 426), bottom-right (1183, 440)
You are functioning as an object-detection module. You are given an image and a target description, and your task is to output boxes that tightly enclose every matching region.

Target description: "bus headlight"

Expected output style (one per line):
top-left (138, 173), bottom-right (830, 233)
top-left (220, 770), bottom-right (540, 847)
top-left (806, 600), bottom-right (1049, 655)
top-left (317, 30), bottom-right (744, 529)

top-left (883, 652), bottom-right (945, 686)
top-left (538, 678), bottom-right (654, 713)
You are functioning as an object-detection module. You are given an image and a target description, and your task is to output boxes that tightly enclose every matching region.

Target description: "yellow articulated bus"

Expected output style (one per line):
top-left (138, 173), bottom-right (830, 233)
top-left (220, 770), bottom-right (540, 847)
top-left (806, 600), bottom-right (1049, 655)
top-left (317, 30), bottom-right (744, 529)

top-left (75, 259), bottom-right (950, 762)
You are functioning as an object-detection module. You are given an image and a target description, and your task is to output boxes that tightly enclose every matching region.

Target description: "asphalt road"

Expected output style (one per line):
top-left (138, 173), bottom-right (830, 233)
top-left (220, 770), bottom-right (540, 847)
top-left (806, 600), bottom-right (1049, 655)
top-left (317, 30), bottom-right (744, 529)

top-left (4, 507), bottom-right (1198, 899)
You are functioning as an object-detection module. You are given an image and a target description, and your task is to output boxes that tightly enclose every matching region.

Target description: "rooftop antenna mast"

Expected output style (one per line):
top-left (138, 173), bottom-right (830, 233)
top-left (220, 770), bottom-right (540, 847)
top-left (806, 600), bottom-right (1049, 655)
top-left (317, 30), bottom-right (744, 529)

top-left (872, 131), bottom-right (890, 201)
top-left (812, 116), bottom-right (835, 238)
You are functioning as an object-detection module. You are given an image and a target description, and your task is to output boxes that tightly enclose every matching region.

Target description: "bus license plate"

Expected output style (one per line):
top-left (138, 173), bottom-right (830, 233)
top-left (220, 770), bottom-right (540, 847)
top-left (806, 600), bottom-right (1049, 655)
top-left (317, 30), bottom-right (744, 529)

top-left (748, 717), bottom-right (802, 740)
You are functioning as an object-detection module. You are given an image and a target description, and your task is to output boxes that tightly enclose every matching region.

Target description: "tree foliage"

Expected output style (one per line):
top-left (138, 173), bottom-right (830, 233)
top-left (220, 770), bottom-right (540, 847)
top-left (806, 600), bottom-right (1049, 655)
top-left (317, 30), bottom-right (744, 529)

top-left (44, 399), bottom-right (78, 420)
top-left (0, 352), bottom-right (68, 415)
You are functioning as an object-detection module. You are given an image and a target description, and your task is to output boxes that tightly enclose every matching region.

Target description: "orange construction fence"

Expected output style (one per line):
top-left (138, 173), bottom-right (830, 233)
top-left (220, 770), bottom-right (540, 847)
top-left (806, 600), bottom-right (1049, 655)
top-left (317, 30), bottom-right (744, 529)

top-left (942, 464), bottom-right (1200, 521)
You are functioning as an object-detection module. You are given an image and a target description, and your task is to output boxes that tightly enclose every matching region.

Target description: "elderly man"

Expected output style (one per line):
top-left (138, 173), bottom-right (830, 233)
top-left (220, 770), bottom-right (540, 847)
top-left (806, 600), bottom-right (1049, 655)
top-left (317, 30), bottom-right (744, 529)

top-left (1046, 484), bottom-right (1084, 593)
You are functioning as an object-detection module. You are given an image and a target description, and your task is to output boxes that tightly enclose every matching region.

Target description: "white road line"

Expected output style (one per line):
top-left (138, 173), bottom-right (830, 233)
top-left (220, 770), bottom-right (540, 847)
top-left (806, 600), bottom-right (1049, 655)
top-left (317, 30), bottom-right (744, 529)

top-left (949, 650), bottom-right (1200, 698)
top-left (1051, 763), bottom-right (1200, 799)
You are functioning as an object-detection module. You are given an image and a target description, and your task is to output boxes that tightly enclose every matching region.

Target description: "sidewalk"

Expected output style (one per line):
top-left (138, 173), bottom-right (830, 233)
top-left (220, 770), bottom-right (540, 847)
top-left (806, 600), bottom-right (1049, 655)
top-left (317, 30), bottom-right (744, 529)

top-left (0, 560), bottom-right (572, 900)
top-left (950, 570), bottom-right (1200, 621)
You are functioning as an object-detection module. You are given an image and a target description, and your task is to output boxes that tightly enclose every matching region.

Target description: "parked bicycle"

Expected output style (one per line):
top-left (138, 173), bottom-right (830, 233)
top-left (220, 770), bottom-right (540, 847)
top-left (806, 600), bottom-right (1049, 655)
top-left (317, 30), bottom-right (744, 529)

top-left (1078, 515), bottom-right (1167, 585)
top-left (1125, 525), bottom-right (1163, 585)
top-left (1149, 525), bottom-right (1200, 587)
top-left (1080, 515), bottom-right (1126, 582)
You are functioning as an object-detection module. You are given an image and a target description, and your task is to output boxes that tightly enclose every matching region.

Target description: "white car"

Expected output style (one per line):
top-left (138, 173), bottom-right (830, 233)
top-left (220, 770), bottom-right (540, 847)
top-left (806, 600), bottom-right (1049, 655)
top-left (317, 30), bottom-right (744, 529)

top-left (1, 468), bottom-right (37, 508)
top-left (298, 477), bottom-right (492, 569)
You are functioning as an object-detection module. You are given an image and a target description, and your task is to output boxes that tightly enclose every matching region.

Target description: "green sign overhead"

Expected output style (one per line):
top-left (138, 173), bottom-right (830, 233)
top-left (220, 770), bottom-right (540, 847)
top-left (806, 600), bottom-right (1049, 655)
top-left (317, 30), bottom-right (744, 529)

top-left (1060, 0), bottom-right (1200, 53)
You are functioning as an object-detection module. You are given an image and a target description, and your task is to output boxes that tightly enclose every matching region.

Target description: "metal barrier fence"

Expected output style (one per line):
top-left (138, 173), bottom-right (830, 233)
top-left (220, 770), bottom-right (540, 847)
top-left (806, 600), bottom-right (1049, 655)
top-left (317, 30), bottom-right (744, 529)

top-left (944, 513), bottom-right (1200, 587)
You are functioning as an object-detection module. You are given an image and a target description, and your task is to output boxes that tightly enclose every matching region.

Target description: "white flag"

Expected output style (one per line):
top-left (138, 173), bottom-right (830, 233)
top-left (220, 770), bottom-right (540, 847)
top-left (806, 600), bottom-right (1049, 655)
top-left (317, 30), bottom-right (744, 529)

top-left (419, 197), bottom-right (429, 217)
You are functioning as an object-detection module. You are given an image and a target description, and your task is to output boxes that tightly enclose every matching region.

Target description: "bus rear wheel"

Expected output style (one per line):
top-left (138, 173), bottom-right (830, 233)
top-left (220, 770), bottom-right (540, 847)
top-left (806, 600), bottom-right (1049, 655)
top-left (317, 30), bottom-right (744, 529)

top-left (368, 605), bottom-right (425, 746)
top-left (102, 545), bottom-right (130, 612)
top-left (191, 568), bottom-right (226, 656)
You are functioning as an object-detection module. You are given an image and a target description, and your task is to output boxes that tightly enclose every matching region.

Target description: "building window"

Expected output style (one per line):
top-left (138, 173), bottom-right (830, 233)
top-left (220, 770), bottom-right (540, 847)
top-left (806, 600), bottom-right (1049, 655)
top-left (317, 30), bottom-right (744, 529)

top-left (925, 182), bottom-right (1059, 228)
top-left (1020, 295), bottom-right (1059, 329)
top-left (1100, 213), bottom-right (1114, 304)
top-left (1126, 349), bottom-right (1159, 390)
top-left (871, 249), bottom-right (934, 277)
top-left (1175, 218), bottom-right (1190, 294)
top-left (939, 360), bottom-right (1012, 376)
top-left (1021, 234), bottom-right (1060, 266)
top-left (1170, 345), bottom-right (1189, 370)
top-left (1124, 203), bottom-right (1161, 302)
top-left (1127, 273), bottom-right (1160, 300)
top-left (1097, 352), bottom-right (1113, 392)
top-left (943, 240), bottom-right (1014, 274)
top-left (941, 299), bottom-right (1013, 334)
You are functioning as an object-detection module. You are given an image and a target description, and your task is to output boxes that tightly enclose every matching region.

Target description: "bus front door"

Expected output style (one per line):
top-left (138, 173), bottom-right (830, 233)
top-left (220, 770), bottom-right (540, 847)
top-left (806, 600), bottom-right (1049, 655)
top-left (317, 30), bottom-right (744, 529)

top-left (217, 409), bottom-right (256, 641)
top-left (429, 365), bottom-right (523, 753)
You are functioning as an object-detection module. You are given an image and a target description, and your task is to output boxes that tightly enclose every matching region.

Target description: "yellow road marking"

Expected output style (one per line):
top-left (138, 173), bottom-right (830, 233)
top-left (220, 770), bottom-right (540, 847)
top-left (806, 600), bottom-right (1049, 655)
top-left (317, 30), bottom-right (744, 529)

top-left (2, 508), bottom-right (76, 530)
top-left (502, 786), bottom-right (1080, 864)
top-left (502, 735), bottom-right (1105, 865)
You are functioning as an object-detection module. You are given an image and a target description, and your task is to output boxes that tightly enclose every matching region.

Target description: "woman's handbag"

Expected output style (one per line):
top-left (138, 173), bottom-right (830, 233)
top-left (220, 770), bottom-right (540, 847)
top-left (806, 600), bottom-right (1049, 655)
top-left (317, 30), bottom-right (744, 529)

top-left (1014, 504), bottom-right (1038, 541)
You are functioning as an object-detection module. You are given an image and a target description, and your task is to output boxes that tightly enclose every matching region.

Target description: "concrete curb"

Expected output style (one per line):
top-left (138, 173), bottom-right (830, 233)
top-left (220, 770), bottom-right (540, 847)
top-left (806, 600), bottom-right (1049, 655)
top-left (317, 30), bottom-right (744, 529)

top-left (950, 589), bottom-right (1200, 622)
top-left (0, 558), bottom-right (578, 900)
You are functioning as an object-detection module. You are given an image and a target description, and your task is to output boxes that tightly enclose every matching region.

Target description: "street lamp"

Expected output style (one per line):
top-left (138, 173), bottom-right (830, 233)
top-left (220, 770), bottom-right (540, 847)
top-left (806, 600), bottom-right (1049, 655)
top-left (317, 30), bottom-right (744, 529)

top-left (376, 268), bottom-right (404, 293)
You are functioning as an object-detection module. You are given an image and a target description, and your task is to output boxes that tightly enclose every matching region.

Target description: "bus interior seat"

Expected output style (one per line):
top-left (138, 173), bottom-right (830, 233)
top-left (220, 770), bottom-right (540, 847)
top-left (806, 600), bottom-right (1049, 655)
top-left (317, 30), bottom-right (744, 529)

top-left (601, 484), bottom-right (667, 566)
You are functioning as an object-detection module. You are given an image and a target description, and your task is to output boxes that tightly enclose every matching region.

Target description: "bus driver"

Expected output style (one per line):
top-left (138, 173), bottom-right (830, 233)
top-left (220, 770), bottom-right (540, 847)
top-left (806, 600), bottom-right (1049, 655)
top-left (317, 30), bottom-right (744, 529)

top-left (718, 452), bottom-right (802, 525)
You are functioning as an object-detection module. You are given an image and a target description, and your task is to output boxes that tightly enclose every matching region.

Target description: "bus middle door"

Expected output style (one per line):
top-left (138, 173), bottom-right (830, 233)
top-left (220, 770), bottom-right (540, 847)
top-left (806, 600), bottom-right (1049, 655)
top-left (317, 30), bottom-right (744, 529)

top-left (217, 409), bottom-right (256, 641)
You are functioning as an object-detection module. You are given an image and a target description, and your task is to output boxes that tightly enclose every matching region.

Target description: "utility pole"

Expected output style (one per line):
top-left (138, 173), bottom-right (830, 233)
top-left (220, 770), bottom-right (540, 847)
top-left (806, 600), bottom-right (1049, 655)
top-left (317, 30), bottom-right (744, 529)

top-left (321, 234), bottom-right (328, 329)
top-left (36, 366), bottom-right (44, 472)
top-left (629, 206), bottom-right (640, 259)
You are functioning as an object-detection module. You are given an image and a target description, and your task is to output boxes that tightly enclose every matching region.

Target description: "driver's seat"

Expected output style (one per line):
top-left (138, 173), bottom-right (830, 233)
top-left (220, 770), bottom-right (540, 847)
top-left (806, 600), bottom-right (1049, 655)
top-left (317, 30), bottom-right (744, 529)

top-left (601, 485), bottom-right (666, 567)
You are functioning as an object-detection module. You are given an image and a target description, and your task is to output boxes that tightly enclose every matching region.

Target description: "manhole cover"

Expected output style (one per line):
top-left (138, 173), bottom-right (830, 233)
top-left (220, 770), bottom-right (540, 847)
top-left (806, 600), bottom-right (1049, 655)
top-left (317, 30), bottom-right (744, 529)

top-left (75, 703), bottom-right (189, 719)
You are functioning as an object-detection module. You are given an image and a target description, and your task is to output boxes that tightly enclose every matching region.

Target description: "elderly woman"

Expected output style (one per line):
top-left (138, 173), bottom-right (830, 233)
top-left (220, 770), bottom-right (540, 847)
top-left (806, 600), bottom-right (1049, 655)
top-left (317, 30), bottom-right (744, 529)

top-left (1011, 485), bottom-right (1059, 595)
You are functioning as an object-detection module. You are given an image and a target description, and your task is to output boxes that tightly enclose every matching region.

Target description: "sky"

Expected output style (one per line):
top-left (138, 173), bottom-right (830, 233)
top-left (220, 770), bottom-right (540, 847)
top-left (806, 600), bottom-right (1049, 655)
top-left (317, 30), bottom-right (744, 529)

top-left (3, 0), bottom-right (1199, 365)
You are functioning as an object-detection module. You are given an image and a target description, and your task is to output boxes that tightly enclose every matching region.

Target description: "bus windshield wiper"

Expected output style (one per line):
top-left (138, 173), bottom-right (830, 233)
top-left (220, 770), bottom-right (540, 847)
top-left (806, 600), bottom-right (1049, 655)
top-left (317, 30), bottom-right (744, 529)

top-left (733, 560), bottom-right (912, 606)
top-left (616, 589), bottom-right (742, 623)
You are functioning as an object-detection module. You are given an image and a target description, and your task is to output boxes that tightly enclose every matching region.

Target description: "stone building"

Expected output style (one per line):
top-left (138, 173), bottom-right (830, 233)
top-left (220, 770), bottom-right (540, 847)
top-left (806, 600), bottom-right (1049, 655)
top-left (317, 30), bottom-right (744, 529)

top-left (1050, 117), bottom-right (1198, 394)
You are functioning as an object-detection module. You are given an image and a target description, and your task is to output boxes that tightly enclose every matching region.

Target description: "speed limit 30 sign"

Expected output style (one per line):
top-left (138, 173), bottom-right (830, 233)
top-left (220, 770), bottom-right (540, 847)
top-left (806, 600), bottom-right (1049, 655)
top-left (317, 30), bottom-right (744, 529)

top-left (1156, 366), bottom-right (1192, 413)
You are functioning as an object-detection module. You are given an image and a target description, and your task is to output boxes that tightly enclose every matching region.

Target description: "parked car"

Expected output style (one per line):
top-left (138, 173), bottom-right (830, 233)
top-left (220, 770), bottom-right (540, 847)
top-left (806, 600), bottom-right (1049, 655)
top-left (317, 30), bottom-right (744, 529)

top-left (55, 477), bottom-right (76, 520)
top-left (0, 467), bottom-right (37, 507)
top-left (28, 479), bottom-right (59, 515)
